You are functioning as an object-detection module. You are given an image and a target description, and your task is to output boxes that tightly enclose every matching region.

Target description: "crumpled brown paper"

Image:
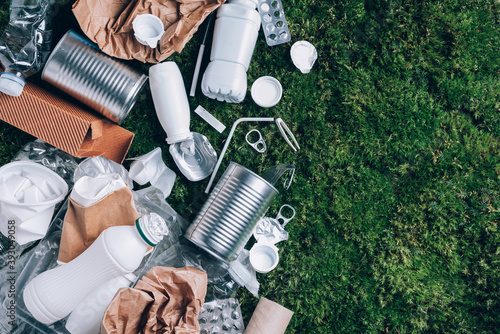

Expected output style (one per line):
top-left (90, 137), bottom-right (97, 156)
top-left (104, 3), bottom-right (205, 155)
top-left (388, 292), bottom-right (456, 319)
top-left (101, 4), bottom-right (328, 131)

top-left (72, 0), bottom-right (224, 63)
top-left (58, 186), bottom-right (140, 263)
top-left (100, 266), bottom-right (208, 334)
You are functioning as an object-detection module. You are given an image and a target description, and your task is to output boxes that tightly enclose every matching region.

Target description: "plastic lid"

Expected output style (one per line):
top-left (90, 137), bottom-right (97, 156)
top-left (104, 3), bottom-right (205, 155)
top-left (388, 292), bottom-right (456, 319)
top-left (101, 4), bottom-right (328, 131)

top-left (251, 76), bottom-right (282, 108)
top-left (0, 72), bottom-right (25, 97)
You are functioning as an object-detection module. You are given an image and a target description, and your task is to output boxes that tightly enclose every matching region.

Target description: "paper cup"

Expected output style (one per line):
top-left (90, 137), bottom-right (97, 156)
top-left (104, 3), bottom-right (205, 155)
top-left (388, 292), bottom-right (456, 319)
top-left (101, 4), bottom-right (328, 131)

top-left (0, 162), bottom-right (68, 244)
top-left (249, 241), bottom-right (280, 273)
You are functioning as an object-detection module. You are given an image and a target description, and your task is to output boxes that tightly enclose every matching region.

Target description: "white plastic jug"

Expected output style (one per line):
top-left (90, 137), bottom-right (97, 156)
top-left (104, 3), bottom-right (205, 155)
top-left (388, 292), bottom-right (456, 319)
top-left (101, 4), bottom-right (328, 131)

top-left (150, 62), bottom-right (192, 144)
top-left (65, 274), bottom-right (136, 334)
top-left (23, 213), bottom-right (167, 324)
top-left (201, 0), bottom-right (261, 103)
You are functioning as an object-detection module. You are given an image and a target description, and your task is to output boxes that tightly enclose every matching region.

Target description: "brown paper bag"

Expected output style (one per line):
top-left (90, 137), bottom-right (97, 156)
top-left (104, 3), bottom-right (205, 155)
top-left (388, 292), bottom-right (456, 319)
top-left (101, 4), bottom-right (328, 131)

top-left (100, 266), bottom-right (208, 334)
top-left (58, 186), bottom-right (140, 263)
top-left (72, 0), bottom-right (224, 63)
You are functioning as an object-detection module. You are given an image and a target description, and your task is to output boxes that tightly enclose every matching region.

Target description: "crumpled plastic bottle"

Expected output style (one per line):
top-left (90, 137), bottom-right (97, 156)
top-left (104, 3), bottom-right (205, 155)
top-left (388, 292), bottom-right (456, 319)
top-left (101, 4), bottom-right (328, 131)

top-left (0, 0), bottom-right (55, 96)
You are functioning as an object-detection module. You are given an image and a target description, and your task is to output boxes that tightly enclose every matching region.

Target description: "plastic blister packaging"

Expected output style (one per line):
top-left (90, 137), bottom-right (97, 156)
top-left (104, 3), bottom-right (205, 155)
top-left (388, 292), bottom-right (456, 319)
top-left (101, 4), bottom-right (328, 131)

top-left (257, 0), bottom-right (291, 46)
top-left (199, 298), bottom-right (245, 334)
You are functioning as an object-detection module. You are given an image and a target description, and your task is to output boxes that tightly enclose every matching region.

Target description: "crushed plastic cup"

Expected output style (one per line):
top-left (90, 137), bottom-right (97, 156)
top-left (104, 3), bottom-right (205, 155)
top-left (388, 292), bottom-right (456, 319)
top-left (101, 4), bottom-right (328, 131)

top-left (0, 161), bottom-right (68, 244)
top-left (290, 41), bottom-right (317, 74)
top-left (132, 14), bottom-right (165, 48)
top-left (249, 241), bottom-right (279, 273)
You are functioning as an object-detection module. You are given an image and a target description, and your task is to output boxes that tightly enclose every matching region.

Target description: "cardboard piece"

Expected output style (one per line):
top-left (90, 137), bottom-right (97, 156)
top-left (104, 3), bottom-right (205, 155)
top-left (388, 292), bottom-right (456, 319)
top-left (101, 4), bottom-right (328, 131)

top-left (73, 0), bottom-right (224, 63)
top-left (100, 266), bottom-right (208, 334)
top-left (244, 297), bottom-right (294, 334)
top-left (58, 186), bottom-right (140, 263)
top-left (0, 81), bottom-right (134, 164)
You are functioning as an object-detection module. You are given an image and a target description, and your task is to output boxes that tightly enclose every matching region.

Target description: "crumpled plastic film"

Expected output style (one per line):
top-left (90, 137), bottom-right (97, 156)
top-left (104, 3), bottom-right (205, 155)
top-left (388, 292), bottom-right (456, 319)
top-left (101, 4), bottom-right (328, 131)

top-left (72, 0), bottom-right (224, 63)
top-left (73, 156), bottom-right (134, 189)
top-left (129, 148), bottom-right (176, 198)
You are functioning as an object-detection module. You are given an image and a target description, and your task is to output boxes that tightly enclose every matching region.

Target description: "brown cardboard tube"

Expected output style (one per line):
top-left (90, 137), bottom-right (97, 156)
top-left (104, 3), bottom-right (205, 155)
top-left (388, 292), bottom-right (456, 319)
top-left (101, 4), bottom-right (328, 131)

top-left (244, 297), bottom-right (294, 334)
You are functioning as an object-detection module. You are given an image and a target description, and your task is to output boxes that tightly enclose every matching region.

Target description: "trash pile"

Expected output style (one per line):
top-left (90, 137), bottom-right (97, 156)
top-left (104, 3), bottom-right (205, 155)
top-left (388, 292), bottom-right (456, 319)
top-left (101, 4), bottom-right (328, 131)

top-left (0, 0), bottom-right (318, 333)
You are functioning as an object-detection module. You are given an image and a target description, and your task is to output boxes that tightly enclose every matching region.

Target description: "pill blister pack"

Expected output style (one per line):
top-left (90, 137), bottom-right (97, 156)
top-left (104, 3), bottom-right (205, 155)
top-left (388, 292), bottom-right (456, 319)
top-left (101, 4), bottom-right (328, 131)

top-left (199, 298), bottom-right (245, 334)
top-left (257, 0), bottom-right (291, 46)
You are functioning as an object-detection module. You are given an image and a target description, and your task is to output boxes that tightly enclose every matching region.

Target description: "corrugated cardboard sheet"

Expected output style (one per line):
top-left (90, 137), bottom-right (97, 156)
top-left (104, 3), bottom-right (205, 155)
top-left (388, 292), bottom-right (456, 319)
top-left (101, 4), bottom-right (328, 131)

top-left (0, 81), bottom-right (134, 164)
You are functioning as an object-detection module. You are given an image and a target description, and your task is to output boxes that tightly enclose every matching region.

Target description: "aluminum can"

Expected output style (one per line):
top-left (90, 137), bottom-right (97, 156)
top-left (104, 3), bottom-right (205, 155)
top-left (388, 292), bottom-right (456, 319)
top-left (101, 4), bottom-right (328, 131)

top-left (42, 30), bottom-right (147, 123)
top-left (186, 162), bottom-right (279, 262)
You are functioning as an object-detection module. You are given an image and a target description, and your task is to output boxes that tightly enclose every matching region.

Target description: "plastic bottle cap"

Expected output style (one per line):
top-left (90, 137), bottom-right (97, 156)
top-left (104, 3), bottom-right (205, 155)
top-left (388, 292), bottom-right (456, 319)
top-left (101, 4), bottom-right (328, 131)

top-left (251, 76), bottom-right (282, 108)
top-left (0, 72), bottom-right (25, 97)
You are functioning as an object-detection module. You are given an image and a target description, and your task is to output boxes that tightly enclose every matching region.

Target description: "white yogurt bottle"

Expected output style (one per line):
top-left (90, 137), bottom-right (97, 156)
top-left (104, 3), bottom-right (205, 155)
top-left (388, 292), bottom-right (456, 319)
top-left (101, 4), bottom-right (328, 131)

top-left (201, 0), bottom-right (261, 103)
top-left (150, 62), bottom-right (193, 144)
top-left (23, 213), bottom-right (167, 324)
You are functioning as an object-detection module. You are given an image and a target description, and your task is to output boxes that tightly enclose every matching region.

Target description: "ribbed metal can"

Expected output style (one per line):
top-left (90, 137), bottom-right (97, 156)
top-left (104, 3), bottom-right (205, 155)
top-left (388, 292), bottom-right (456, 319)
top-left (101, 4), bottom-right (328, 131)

top-left (41, 30), bottom-right (148, 124)
top-left (185, 162), bottom-right (279, 262)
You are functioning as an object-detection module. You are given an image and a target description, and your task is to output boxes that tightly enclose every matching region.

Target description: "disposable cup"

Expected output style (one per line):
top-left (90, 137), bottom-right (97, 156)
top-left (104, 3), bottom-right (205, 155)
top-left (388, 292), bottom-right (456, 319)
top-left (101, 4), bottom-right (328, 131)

top-left (133, 14), bottom-right (165, 48)
top-left (249, 241), bottom-right (279, 273)
top-left (0, 162), bottom-right (68, 244)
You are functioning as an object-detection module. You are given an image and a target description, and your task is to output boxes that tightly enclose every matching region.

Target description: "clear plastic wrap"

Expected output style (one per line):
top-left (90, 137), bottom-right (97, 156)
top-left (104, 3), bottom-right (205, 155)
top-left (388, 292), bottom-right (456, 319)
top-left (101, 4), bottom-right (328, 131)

top-left (1, 149), bottom-right (247, 334)
top-left (0, 140), bottom-right (78, 334)
top-left (0, 0), bottom-right (68, 96)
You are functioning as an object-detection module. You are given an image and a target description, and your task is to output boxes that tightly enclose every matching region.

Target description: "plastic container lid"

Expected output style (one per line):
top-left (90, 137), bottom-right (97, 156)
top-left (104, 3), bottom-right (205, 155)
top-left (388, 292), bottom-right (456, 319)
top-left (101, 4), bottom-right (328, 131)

top-left (251, 76), bottom-right (282, 108)
top-left (0, 72), bottom-right (25, 97)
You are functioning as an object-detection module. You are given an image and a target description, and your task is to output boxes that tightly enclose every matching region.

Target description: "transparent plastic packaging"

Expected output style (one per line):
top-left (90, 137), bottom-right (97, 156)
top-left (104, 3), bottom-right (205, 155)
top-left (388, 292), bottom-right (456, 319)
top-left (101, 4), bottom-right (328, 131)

top-left (0, 0), bottom-right (60, 96)
top-left (257, 0), bottom-right (291, 46)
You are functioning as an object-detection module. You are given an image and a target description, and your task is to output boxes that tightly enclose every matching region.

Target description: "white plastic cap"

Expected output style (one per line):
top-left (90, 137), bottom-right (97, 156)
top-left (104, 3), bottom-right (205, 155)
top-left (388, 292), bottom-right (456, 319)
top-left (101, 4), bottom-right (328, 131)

top-left (0, 72), bottom-right (25, 97)
top-left (251, 76), bottom-right (282, 108)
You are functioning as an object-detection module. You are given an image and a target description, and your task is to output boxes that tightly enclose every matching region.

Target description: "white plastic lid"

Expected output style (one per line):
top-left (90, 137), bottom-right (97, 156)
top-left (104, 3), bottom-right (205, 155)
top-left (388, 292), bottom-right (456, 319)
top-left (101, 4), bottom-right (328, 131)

top-left (251, 76), bottom-right (282, 108)
top-left (290, 41), bottom-right (318, 74)
top-left (0, 72), bottom-right (25, 97)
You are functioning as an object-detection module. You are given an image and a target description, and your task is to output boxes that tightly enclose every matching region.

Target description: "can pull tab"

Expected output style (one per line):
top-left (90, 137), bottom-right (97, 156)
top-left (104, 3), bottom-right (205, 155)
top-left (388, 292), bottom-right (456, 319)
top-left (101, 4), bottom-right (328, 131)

top-left (245, 129), bottom-right (267, 153)
top-left (275, 204), bottom-right (295, 227)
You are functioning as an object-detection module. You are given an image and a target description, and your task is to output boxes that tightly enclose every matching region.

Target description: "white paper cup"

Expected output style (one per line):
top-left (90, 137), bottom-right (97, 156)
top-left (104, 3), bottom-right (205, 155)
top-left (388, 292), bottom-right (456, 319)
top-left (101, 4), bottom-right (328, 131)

top-left (132, 14), bottom-right (165, 48)
top-left (249, 241), bottom-right (280, 273)
top-left (0, 162), bottom-right (68, 244)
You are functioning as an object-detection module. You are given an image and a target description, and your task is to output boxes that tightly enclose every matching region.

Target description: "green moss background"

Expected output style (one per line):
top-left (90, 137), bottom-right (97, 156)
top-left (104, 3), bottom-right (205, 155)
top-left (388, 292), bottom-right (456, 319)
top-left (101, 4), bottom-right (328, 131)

top-left (1, 0), bottom-right (500, 332)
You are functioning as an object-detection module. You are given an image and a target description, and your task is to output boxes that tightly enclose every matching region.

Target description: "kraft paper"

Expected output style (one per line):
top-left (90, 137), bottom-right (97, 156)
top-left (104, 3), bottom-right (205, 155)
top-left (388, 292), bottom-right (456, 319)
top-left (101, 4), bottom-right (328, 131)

top-left (244, 297), bottom-right (294, 334)
top-left (58, 186), bottom-right (140, 263)
top-left (72, 0), bottom-right (224, 63)
top-left (100, 266), bottom-right (208, 334)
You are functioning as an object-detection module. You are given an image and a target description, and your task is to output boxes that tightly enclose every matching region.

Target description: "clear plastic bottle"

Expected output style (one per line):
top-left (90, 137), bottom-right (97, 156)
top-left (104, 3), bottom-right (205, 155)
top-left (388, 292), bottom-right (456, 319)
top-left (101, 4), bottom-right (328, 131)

top-left (23, 213), bottom-right (167, 324)
top-left (201, 0), bottom-right (261, 103)
top-left (0, 0), bottom-right (55, 96)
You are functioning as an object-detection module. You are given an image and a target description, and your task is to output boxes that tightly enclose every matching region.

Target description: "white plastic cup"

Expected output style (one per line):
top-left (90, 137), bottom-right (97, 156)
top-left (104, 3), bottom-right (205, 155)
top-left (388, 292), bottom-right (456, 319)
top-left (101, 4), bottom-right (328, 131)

top-left (249, 241), bottom-right (279, 273)
top-left (149, 62), bottom-right (192, 144)
top-left (132, 14), bottom-right (165, 48)
top-left (0, 162), bottom-right (68, 245)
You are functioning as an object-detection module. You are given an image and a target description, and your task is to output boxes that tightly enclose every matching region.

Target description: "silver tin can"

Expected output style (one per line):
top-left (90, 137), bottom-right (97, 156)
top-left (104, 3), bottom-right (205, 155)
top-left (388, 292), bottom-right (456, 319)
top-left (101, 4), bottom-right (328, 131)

top-left (41, 30), bottom-right (148, 124)
top-left (185, 162), bottom-right (279, 262)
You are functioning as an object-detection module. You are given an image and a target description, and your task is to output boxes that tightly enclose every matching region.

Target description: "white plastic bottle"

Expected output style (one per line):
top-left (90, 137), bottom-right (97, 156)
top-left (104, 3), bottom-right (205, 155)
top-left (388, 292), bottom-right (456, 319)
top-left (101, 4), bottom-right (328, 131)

top-left (65, 274), bottom-right (136, 334)
top-left (23, 213), bottom-right (167, 324)
top-left (149, 62), bottom-right (192, 144)
top-left (201, 0), bottom-right (261, 103)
